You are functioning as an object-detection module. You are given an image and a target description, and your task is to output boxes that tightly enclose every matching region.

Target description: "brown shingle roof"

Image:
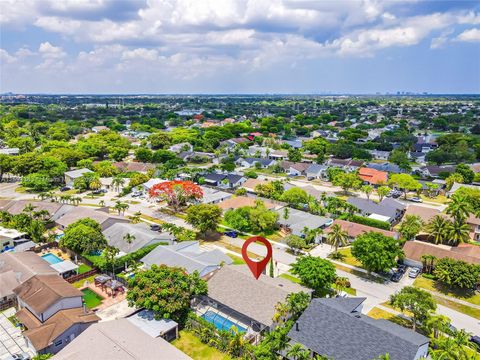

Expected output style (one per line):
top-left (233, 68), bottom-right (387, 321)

top-left (404, 205), bottom-right (441, 223)
top-left (218, 196), bottom-right (276, 211)
top-left (17, 307), bottom-right (99, 351)
top-left (403, 241), bottom-right (480, 265)
top-left (325, 220), bottom-right (398, 239)
top-left (13, 275), bottom-right (83, 314)
top-left (241, 178), bottom-right (269, 191)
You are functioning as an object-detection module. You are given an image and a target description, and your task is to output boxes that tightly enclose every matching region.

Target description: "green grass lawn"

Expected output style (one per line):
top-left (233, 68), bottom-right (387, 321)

top-left (420, 194), bottom-right (449, 204)
top-left (72, 275), bottom-right (96, 288)
top-left (280, 272), bottom-right (357, 295)
top-left (77, 264), bottom-right (92, 274)
top-left (7, 315), bottom-right (18, 326)
top-left (227, 253), bottom-right (245, 265)
top-left (172, 331), bottom-right (232, 360)
top-left (334, 263), bottom-right (385, 284)
top-left (367, 307), bottom-right (413, 329)
top-left (334, 248), bottom-right (363, 268)
top-left (414, 276), bottom-right (480, 306)
top-left (81, 288), bottom-right (104, 309)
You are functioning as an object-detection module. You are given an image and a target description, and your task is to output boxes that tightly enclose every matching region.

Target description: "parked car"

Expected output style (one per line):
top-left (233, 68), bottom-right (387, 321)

top-left (470, 336), bottom-right (480, 351)
top-left (398, 264), bottom-right (407, 274)
top-left (224, 231), bottom-right (238, 238)
top-left (409, 197), bottom-right (423, 203)
top-left (61, 186), bottom-right (72, 191)
top-left (388, 190), bottom-right (402, 198)
top-left (150, 224), bottom-right (161, 231)
top-left (131, 191), bottom-right (143, 197)
top-left (391, 271), bottom-right (403, 282)
top-left (408, 268), bottom-right (421, 278)
top-left (5, 353), bottom-right (30, 360)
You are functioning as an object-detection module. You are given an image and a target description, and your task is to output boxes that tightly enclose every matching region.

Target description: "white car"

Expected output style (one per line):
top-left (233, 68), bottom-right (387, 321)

top-left (409, 197), bottom-right (423, 203)
top-left (408, 268), bottom-right (421, 278)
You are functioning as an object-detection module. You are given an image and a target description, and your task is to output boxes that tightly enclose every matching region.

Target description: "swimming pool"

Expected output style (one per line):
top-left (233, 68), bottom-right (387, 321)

top-left (41, 253), bottom-right (64, 265)
top-left (201, 311), bottom-right (246, 333)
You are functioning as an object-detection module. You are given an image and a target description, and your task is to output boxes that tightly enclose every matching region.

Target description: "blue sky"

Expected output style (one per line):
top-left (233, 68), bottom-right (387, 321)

top-left (1, 0), bottom-right (479, 94)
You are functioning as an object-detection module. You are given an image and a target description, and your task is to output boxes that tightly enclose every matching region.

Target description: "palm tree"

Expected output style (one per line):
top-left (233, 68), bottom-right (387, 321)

top-left (286, 343), bottom-right (310, 360)
top-left (129, 211), bottom-right (142, 224)
top-left (114, 201), bottom-right (129, 215)
top-left (399, 215), bottom-right (423, 240)
top-left (448, 219), bottom-right (471, 245)
top-left (89, 178), bottom-right (101, 191)
top-left (111, 176), bottom-right (125, 193)
top-left (425, 314), bottom-right (451, 339)
top-left (227, 326), bottom-right (245, 357)
top-left (446, 195), bottom-right (472, 223)
top-left (426, 215), bottom-right (451, 245)
top-left (123, 233), bottom-right (135, 245)
top-left (99, 200), bottom-right (106, 207)
top-left (273, 301), bottom-right (289, 325)
top-left (326, 223), bottom-right (349, 254)
top-left (335, 276), bottom-right (350, 295)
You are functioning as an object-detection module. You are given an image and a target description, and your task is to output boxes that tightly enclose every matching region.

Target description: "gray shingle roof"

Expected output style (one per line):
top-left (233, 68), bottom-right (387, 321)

top-left (206, 265), bottom-right (309, 326)
top-left (347, 197), bottom-right (405, 219)
top-left (288, 298), bottom-right (429, 360)
top-left (64, 168), bottom-right (93, 179)
top-left (276, 208), bottom-right (332, 236)
top-left (102, 223), bottom-right (174, 254)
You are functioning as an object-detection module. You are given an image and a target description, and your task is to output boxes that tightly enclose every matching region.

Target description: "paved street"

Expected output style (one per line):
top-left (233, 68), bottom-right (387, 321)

top-left (0, 308), bottom-right (34, 360)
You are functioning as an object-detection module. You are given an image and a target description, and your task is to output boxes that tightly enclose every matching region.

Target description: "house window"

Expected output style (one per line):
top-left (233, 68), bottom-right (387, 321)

top-left (54, 339), bottom-right (62, 347)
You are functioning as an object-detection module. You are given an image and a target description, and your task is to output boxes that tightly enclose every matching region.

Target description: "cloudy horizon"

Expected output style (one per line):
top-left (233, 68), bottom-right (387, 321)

top-left (1, 0), bottom-right (480, 94)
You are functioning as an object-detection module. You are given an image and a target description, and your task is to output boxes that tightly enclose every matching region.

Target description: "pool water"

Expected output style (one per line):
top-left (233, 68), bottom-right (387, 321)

top-left (41, 253), bottom-right (64, 264)
top-left (82, 288), bottom-right (104, 309)
top-left (201, 311), bottom-right (246, 333)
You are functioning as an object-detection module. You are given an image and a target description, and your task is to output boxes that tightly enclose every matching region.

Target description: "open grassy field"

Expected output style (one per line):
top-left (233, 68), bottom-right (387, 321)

top-left (172, 331), bottom-right (232, 360)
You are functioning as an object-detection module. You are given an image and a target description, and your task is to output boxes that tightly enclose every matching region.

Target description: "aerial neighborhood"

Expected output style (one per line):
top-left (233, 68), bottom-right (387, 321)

top-left (0, 94), bottom-right (479, 360)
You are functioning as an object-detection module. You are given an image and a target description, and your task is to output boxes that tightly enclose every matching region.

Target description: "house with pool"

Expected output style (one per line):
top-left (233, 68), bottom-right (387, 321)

top-left (193, 265), bottom-right (310, 343)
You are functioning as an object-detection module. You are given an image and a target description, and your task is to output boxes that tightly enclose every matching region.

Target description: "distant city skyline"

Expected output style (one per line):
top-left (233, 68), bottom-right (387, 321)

top-left (1, 0), bottom-right (479, 94)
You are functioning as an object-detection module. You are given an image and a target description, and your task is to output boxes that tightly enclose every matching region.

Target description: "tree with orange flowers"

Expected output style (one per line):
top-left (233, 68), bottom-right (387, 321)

top-left (149, 180), bottom-right (203, 212)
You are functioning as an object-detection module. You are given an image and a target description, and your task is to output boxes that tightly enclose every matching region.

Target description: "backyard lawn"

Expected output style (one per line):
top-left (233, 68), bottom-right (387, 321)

top-left (72, 274), bottom-right (96, 288)
top-left (173, 331), bottom-right (232, 360)
top-left (81, 288), bottom-right (104, 309)
top-left (77, 264), bottom-right (92, 274)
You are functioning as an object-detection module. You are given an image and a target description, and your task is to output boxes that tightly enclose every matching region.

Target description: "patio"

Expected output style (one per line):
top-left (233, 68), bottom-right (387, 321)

top-left (78, 275), bottom-right (127, 311)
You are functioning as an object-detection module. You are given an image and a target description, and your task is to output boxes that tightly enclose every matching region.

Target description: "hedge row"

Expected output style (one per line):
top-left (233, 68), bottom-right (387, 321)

top-left (346, 214), bottom-right (391, 230)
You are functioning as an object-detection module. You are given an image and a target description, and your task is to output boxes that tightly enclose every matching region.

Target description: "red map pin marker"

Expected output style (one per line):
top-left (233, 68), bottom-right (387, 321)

top-left (242, 236), bottom-right (273, 280)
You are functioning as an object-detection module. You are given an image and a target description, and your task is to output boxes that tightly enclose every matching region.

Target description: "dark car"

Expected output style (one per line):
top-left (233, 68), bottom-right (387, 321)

top-left (61, 186), bottom-right (72, 192)
top-left (224, 231), bottom-right (238, 238)
top-left (150, 224), bottom-right (161, 231)
top-left (391, 272), bottom-right (403, 282)
top-left (398, 265), bottom-right (407, 274)
top-left (470, 336), bottom-right (480, 351)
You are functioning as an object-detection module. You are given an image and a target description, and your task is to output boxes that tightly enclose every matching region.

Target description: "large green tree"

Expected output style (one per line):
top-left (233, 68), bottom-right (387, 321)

top-left (291, 255), bottom-right (336, 297)
top-left (390, 286), bottom-right (436, 332)
top-left (399, 215), bottom-right (423, 240)
top-left (59, 218), bottom-right (107, 254)
top-left (388, 174), bottom-right (421, 199)
top-left (127, 264), bottom-right (207, 322)
top-left (351, 232), bottom-right (403, 273)
top-left (186, 203), bottom-right (222, 235)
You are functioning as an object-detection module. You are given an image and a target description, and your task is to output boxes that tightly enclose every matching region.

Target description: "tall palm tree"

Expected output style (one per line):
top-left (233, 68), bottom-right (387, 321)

top-left (425, 314), bottom-right (451, 339)
top-left (273, 302), bottom-right (289, 325)
top-left (326, 223), bottom-right (349, 254)
top-left (446, 195), bottom-right (472, 223)
top-left (129, 211), bottom-right (142, 224)
top-left (89, 178), bottom-right (101, 191)
top-left (228, 326), bottom-right (245, 357)
top-left (399, 215), bottom-right (423, 240)
top-left (448, 219), bottom-right (471, 245)
top-left (111, 176), bottom-right (125, 193)
top-left (426, 215), bottom-right (451, 245)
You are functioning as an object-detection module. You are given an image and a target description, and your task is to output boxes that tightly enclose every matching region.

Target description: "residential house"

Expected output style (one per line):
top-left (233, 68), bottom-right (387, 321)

top-left (247, 145), bottom-right (269, 158)
top-left (305, 164), bottom-right (328, 180)
top-left (195, 265), bottom-right (309, 338)
top-left (324, 220), bottom-right (399, 242)
top-left (237, 157), bottom-right (276, 169)
top-left (55, 206), bottom-right (129, 231)
top-left (127, 309), bottom-right (180, 342)
top-left (168, 142), bottom-right (193, 154)
top-left (218, 196), bottom-right (278, 211)
top-left (419, 165), bottom-right (456, 178)
top-left (358, 167), bottom-right (388, 186)
top-left (241, 178), bottom-right (270, 193)
top-left (0, 200), bottom-right (74, 222)
top-left (404, 205), bottom-right (440, 223)
top-left (53, 318), bottom-right (191, 360)
top-left (279, 161), bottom-right (311, 176)
top-left (203, 173), bottom-right (246, 189)
top-left (446, 183), bottom-right (479, 197)
top-left (103, 222), bottom-right (175, 256)
top-left (141, 241), bottom-right (232, 277)
top-left (91, 126), bottom-right (109, 133)
top-left (142, 178), bottom-right (166, 191)
top-left (276, 208), bottom-right (332, 241)
top-left (64, 168), bottom-right (93, 187)
top-left (113, 161), bottom-right (155, 173)
top-left (467, 215), bottom-right (480, 242)
top-left (366, 162), bottom-right (403, 174)
top-left (347, 197), bottom-right (405, 224)
top-left (368, 150), bottom-right (390, 160)
top-left (14, 275), bottom-right (100, 355)
top-left (287, 297), bottom-right (429, 360)
top-left (409, 152), bottom-right (426, 164)
top-left (328, 158), bottom-right (364, 172)
top-left (402, 240), bottom-right (480, 267)
top-left (221, 137), bottom-right (249, 149)
top-left (178, 151), bottom-right (215, 163)
top-left (0, 226), bottom-right (29, 251)
top-left (0, 147), bottom-right (20, 155)
top-left (269, 150), bottom-right (289, 161)
top-left (0, 252), bottom-right (57, 309)
top-left (200, 186), bottom-right (232, 204)
top-left (284, 140), bottom-right (303, 149)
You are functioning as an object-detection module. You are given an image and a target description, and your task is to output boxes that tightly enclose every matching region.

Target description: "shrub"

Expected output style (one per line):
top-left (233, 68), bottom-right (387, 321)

top-left (348, 214), bottom-right (391, 230)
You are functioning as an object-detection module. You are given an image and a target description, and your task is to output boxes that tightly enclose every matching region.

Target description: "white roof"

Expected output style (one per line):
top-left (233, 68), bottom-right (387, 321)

top-left (127, 309), bottom-right (178, 337)
top-left (64, 168), bottom-right (93, 179)
top-left (50, 260), bottom-right (78, 274)
top-left (0, 226), bottom-right (26, 239)
top-left (143, 178), bottom-right (166, 190)
top-left (368, 213), bottom-right (391, 222)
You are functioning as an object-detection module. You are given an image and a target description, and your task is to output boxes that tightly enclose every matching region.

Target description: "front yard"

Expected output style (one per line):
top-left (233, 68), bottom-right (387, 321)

top-left (413, 276), bottom-right (480, 306)
top-left (332, 248), bottom-right (363, 268)
top-left (172, 331), bottom-right (232, 360)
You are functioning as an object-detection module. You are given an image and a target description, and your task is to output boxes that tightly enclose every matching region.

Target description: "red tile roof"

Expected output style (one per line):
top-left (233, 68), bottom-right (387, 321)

top-left (358, 167), bottom-right (388, 185)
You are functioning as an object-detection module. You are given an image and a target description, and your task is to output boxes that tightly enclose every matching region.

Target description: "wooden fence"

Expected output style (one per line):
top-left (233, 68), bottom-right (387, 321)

top-left (66, 269), bottom-right (98, 283)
